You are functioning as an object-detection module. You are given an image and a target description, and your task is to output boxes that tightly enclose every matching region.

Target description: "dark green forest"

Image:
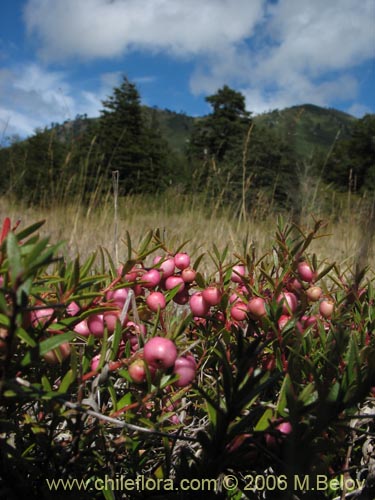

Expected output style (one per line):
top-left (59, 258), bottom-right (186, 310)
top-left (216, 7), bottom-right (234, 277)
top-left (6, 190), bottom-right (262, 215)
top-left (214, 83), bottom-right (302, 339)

top-left (0, 76), bottom-right (374, 211)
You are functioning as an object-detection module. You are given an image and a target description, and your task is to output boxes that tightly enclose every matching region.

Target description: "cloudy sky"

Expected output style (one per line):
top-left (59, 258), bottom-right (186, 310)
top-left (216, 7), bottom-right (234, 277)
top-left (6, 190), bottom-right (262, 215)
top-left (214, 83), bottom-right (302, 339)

top-left (0, 0), bottom-right (374, 140)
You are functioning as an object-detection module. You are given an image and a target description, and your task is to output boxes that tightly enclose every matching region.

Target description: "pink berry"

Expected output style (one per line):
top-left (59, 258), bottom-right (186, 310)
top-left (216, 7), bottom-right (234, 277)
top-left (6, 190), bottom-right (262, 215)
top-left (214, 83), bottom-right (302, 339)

top-left (202, 286), bottom-right (222, 306)
top-left (146, 291), bottom-right (166, 312)
top-left (277, 292), bottom-right (298, 314)
top-left (106, 287), bottom-right (129, 307)
top-left (66, 301), bottom-right (80, 316)
top-left (231, 265), bottom-right (246, 283)
top-left (303, 315), bottom-right (318, 328)
top-left (165, 275), bottom-right (185, 293)
top-left (43, 342), bottom-right (71, 365)
top-left (229, 292), bottom-right (240, 304)
top-left (173, 355), bottom-right (197, 387)
top-left (128, 358), bottom-right (148, 384)
top-left (124, 321), bottom-right (146, 336)
top-left (174, 252), bottom-right (191, 270)
top-left (276, 421), bottom-right (292, 435)
top-left (278, 314), bottom-right (291, 330)
top-left (319, 299), bottom-right (334, 319)
top-left (31, 307), bottom-right (54, 327)
top-left (189, 292), bottom-right (210, 317)
top-left (144, 336), bottom-right (178, 370)
top-left (297, 262), bottom-right (314, 283)
top-left (90, 354), bottom-right (101, 372)
top-left (87, 314), bottom-right (104, 337)
top-left (133, 284), bottom-right (144, 297)
top-left (247, 297), bottom-right (266, 319)
top-left (125, 267), bottom-right (141, 283)
top-left (73, 319), bottom-right (91, 336)
top-left (287, 278), bottom-right (303, 294)
top-left (306, 286), bottom-right (322, 302)
top-left (230, 301), bottom-right (247, 321)
top-left (103, 310), bottom-right (128, 333)
top-left (142, 269), bottom-right (161, 289)
top-left (154, 256), bottom-right (175, 278)
top-left (181, 267), bottom-right (196, 283)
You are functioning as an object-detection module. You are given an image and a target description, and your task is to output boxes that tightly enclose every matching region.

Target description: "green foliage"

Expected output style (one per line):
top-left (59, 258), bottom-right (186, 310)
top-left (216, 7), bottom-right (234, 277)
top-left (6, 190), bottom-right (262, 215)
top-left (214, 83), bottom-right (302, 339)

top-left (188, 85), bottom-right (296, 211)
top-left (325, 114), bottom-right (375, 191)
top-left (98, 77), bottom-right (172, 194)
top-left (0, 215), bottom-right (374, 499)
top-left (255, 104), bottom-right (355, 159)
top-left (0, 78), bottom-right (370, 214)
top-left (188, 85), bottom-right (251, 163)
top-left (0, 128), bottom-right (68, 203)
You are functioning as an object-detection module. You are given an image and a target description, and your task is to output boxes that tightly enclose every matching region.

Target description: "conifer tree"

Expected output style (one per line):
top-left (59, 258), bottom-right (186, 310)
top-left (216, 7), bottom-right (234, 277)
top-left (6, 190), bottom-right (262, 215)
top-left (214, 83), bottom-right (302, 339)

top-left (99, 77), bottom-right (169, 194)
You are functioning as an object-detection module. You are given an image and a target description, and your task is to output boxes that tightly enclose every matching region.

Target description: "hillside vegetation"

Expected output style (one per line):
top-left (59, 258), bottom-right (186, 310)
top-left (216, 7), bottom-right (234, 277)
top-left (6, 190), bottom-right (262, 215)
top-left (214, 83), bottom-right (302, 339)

top-left (1, 79), bottom-right (374, 500)
top-left (254, 104), bottom-right (356, 158)
top-left (0, 77), bottom-right (373, 211)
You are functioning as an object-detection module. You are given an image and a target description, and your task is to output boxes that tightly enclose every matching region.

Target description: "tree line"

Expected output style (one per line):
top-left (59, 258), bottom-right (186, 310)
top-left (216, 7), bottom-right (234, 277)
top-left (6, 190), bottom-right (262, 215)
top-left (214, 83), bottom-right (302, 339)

top-left (0, 76), bottom-right (373, 209)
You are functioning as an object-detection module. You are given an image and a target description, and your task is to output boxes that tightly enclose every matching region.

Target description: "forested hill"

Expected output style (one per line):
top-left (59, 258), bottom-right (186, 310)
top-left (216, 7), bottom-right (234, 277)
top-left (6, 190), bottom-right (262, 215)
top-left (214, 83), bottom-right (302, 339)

top-left (56, 103), bottom-right (357, 158)
top-left (141, 103), bottom-right (356, 157)
top-left (1, 77), bottom-right (373, 206)
top-left (254, 104), bottom-right (356, 158)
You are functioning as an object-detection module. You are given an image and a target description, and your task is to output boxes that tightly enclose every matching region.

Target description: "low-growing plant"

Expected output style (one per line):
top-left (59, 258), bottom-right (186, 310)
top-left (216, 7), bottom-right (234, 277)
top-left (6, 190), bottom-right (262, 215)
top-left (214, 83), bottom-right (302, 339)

top-left (0, 216), bottom-right (374, 500)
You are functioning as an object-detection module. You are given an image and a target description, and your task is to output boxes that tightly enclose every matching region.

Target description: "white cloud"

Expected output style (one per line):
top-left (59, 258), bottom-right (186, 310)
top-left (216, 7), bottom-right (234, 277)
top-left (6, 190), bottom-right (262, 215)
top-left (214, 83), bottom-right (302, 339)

top-left (23, 0), bottom-right (265, 61)
top-left (2, 0), bottom-right (372, 140)
top-left (0, 62), bottom-right (159, 141)
top-left (264, 0), bottom-right (374, 76)
top-left (347, 103), bottom-right (373, 118)
top-left (0, 63), bottom-right (109, 140)
top-left (241, 75), bottom-right (359, 115)
top-left (188, 0), bottom-right (373, 114)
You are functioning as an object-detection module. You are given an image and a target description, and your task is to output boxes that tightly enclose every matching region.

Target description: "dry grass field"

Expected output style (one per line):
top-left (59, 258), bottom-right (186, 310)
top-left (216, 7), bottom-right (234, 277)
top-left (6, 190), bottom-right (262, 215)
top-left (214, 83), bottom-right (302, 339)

top-left (1, 190), bottom-right (374, 275)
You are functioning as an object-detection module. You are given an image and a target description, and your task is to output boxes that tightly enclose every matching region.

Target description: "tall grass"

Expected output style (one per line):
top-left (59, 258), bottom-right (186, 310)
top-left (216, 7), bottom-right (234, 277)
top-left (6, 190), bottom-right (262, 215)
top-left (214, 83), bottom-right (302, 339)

top-left (1, 186), bottom-right (374, 273)
top-left (1, 121), bottom-right (374, 272)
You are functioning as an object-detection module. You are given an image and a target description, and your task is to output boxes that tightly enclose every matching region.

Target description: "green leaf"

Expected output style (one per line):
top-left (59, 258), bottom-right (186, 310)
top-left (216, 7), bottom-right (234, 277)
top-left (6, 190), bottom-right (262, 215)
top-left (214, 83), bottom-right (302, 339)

top-left (16, 220), bottom-right (45, 242)
top-left (175, 239), bottom-right (191, 254)
top-left (221, 245), bottom-right (229, 264)
top-left (0, 291), bottom-right (7, 314)
top-left (259, 266), bottom-right (275, 288)
top-left (254, 408), bottom-right (274, 431)
top-left (58, 369), bottom-right (76, 393)
top-left (212, 243), bottom-right (221, 263)
top-left (276, 374), bottom-right (291, 417)
top-left (6, 232), bottom-right (22, 281)
top-left (298, 383), bottom-right (318, 406)
top-left (107, 381), bottom-right (118, 411)
top-left (100, 246), bottom-right (117, 277)
top-left (16, 327), bottom-right (37, 347)
top-left (102, 488), bottom-right (116, 500)
top-left (67, 256), bottom-right (80, 291)
top-left (138, 229), bottom-right (153, 256)
top-left (80, 251), bottom-right (97, 278)
top-left (110, 320), bottom-right (123, 361)
top-left (125, 230), bottom-right (132, 261)
top-left (206, 399), bottom-right (217, 427)
top-left (327, 381), bottom-right (340, 403)
top-left (22, 237), bottom-right (50, 266)
top-left (195, 272), bottom-right (206, 288)
top-left (40, 375), bottom-right (52, 392)
top-left (193, 253), bottom-right (205, 271)
top-left (117, 392), bottom-right (132, 410)
top-left (21, 332), bottom-right (75, 366)
top-left (315, 262), bottom-right (336, 282)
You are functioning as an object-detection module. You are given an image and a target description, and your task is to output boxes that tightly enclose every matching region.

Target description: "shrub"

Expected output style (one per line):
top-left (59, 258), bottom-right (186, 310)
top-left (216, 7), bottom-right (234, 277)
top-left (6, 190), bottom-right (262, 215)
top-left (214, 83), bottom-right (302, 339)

top-left (0, 216), bottom-right (374, 500)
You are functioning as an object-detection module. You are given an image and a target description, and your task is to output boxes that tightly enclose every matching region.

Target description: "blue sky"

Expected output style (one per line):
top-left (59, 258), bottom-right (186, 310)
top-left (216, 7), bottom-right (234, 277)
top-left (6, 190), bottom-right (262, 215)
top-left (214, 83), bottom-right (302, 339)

top-left (0, 0), bottom-right (374, 141)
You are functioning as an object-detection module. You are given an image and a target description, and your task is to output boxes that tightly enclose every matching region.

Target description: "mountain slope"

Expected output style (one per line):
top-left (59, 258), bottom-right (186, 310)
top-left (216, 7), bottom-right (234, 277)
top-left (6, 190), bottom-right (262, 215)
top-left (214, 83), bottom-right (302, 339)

top-left (253, 104), bottom-right (356, 158)
top-left (142, 103), bottom-right (357, 158)
top-left (40, 103), bottom-right (359, 159)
